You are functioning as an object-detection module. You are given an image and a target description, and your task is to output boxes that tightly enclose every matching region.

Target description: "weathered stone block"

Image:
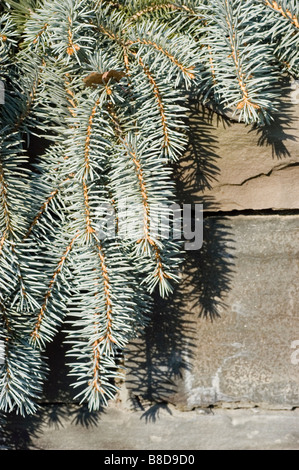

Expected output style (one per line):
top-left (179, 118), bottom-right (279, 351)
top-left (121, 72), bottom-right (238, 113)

top-left (177, 79), bottom-right (299, 211)
top-left (125, 215), bottom-right (299, 409)
top-left (6, 406), bottom-right (298, 450)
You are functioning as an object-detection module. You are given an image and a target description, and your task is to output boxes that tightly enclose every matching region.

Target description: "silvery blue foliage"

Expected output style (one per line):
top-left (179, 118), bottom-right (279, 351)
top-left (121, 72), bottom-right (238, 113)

top-left (0, 0), bottom-right (298, 414)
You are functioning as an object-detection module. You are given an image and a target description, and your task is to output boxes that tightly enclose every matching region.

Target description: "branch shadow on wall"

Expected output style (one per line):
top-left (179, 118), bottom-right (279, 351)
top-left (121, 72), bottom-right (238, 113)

top-left (124, 94), bottom-right (236, 422)
top-left (249, 77), bottom-right (298, 160)
top-left (1, 404), bottom-right (106, 450)
top-left (125, 203), bottom-right (235, 423)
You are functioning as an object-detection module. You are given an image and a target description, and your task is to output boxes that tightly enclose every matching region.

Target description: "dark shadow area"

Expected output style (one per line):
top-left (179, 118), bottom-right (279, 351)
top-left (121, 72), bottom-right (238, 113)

top-left (140, 402), bottom-right (173, 423)
top-left (125, 288), bottom-right (198, 412)
top-left (174, 94), bottom-right (236, 319)
top-left (42, 331), bottom-right (74, 404)
top-left (70, 404), bottom-right (103, 428)
top-left (248, 77), bottom-right (298, 160)
top-left (183, 202), bottom-right (235, 320)
top-left (0, 403), bottom-right (104, 449)
top-left (25, 131), bottom-right (52, 168)
top-left (0, 410), bottom-right (44, 450)
top-left (193, 77), bottom-right (298, 163)
top-left (175, 92), bottom-right (232, 195)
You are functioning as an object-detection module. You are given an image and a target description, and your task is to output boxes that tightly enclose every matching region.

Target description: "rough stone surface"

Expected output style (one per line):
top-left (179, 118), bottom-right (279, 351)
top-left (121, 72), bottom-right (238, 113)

top-left (178, 79), bottom-right (299, 211)
top-left (125, 215), bottom-right (299, 410)
top-left (2, 405), bottom-right (298, 450)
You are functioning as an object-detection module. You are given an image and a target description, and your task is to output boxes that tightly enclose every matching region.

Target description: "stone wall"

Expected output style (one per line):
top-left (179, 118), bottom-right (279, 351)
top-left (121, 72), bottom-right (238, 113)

top-left (123, 78), bottom-right (299, 411)
top-left (178, 79), bottom-right (299, 212)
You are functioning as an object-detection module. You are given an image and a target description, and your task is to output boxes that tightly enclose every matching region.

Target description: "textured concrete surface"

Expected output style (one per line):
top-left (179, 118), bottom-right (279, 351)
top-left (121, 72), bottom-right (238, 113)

top-left (178, 79), bottom-right (299, 211)
top-left (2, 405), bottom-right (298, 450)
top-left (125, 215), bottom-right (299, 410)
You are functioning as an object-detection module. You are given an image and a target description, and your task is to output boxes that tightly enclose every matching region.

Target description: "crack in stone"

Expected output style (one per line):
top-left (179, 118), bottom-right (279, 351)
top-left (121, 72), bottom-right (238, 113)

top-left (214, 162), bottom-right (299, 189)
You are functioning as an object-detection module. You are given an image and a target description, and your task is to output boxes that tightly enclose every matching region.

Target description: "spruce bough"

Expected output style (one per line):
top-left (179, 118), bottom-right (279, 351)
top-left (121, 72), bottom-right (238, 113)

top-left (0, 0), bottom-right (298, 415)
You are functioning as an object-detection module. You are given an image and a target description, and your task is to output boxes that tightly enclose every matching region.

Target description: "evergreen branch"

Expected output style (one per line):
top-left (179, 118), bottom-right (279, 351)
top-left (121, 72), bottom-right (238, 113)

top-left (106, 100), bottom-right (123, 139)
top-left (92, 0), bottom-right (123, 10)
top-left (263, 0), bottom-right (299, 28)
top-left (13, 66), bottom-right (42, 132)
top-left (104, 98), bottom-right (178, 293)
top-left (0, 297), bottom-right (12, 337)
top-left (109, 132), bottom-right (180, 296)
top-left (128, 49), bottom-right (188, 160)
top-left (23, 188), bottom-right (59, 240)
top-left (200, 0), bottom-right (279, 123)
top-left (0, 231), bottom-right (7, 256)
top-left (64, 73), bottom-right (78, 116)
top-left (66, 13), bottom-right (81, 56)
top-left (223, 1), bottom-right (260, 112)
top-left (127, 1), bottom-right (196, 23)
top-left (95, 242), bottom-right (113, 341)
top-left (90, 338), bottom-right (104, 395)
top-left (130, 1), bottom-right (178, 21)
top-left (0, 164), bottom-right (13, 237)
top-left (104, 99), bottom-right (162, 251)
top-left (0, 135), bottom-right (33, 308)
top-left (0, 0), bottom-right (296, 415)
top-left (122, 45), bottom-right (131, 76)
top-left (32, 21), bottom-right (49, 45)
top-left (3, 0), bottom-right (40, 33)
top-left (10, 244), bottom-right (28, 300)
top-left (24, 164), bottom-right (76, 243)
top-left (65, 238), bottom-right (147, 408)
top-left (0, 132), bottom-right (31, 240)
top-left (68, 340), bottom-right (120, 409)
top-left (207, 44), bottom-right (217, 87)
top-left (30, 232), bottom-right (80, 344)
top-left (84, 96), bottom-right (102, 172)
top-left (132, 36), bottom-right (196, 80)
top-left (129, 143), bottom-right (152, 246)
top-left (0, 337), bottom-right (46, 415)
top-left (136, 55), bottom-right (170, 150)
top-left (260, 0), bottom-right (299, 76)
top-left (0, 13), bottom-right (18, 62)
top-left (80, 94), bottom-right (105, 240)
top-left (82, 179), bottom-right (95, 239)
top-left (97, 23), bottom-right (123, 42)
